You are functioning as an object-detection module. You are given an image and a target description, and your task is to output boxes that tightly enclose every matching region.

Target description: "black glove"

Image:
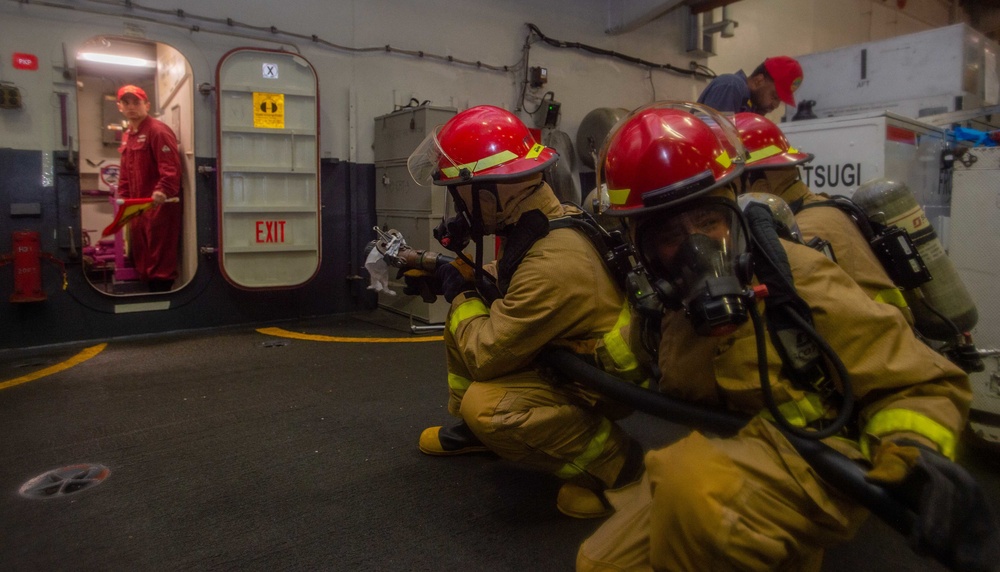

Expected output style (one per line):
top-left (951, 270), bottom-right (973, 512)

top-left (434, 261), bottom-right (475, 303)
top-left (866, 439), bottom-right (1000, 572)
top-left (401, 269), bottom-right (440, 303)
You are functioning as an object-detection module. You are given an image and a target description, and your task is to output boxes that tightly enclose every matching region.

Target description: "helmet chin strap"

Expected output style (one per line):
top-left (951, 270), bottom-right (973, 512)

top-left (450, 182), bottom-right (503, 302)
top-left (445, 178), bottom-right (547, 304)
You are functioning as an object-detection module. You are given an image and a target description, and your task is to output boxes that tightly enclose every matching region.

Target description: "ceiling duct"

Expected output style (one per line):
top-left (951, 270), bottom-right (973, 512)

top-left (605, 0), bottom-right (742, 35)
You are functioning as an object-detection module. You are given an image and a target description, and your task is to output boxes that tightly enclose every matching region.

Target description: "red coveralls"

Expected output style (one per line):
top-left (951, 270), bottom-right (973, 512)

top-left (118, 116), bottom-right (181, 283)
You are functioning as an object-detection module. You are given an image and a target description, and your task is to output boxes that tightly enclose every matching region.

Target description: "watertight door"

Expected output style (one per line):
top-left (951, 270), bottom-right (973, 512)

top-left (216, 48), bottom-right (320, 289)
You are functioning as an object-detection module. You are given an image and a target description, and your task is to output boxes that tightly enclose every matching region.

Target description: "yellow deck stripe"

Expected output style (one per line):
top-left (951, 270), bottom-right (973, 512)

top-left (0, 343), bottom-right (107, 391)
top-left (257, 327), bottom-right (443, 343)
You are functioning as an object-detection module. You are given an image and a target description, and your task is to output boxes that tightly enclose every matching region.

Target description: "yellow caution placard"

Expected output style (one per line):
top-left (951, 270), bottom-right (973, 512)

top-left (253, 92), bottom-right (285, 129)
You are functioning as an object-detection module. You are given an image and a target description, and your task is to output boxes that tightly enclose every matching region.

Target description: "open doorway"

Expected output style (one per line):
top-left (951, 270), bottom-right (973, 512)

top-left (75, 36), bottom-right (196, 296)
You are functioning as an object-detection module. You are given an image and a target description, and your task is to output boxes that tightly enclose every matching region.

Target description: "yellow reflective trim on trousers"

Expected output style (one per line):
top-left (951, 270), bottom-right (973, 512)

top-left (861, 409), bottom-right (958, 461)
top-left (874, 287), bottom-right (908, 309)
top-left (600, 305), bottom-right (644, 381)
top-left (448, 372), bottom-right (471, 393)
top-left (607, 187), bottom-right (631, 206)
top-left (747, 144), bottom-right (784, 164)
top-left (439, 150), bottom-right (520, 179)
top-left (555, 417), bottom-right (613, 479)
top-left (759, 392), bottom-right (827, 427)
top-left (448, 297), bottom-right (489, 335)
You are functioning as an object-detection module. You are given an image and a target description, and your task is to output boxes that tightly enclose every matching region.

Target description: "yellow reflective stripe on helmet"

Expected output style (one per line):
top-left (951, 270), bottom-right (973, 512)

top-left (555, 418), bottom-right (612, 479)
top-left (747, 144), bottom-right (784, 164)
top-left (716, 150), bottom-right (733, 169)
top-left (861, 409), bottom-right (958, 461)
top-left (608, 187), bottom-right (631, 206)
top-left (873, 287), bottom-right (908, 309)
top-left (440, 150), bottom-right (520, 179)
top-left (448, 297), bottom-right (489, 335)
top-left (447, 371), bottom-right (472, 394)
top-left (759, 392), bottom-right (827, 427)
top-left (525, 143), bottom-right (544, 159)
top-left (599, 305), bottom-right (644, 382)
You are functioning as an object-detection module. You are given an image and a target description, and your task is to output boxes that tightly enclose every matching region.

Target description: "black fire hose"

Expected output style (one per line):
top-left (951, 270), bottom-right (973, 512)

top-left (539, 347), bottom-right (917, 536)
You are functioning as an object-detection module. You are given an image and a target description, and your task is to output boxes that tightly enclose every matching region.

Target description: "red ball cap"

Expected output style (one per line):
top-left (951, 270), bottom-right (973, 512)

top-left (117, 85), bottom-right (148, 102)
top-left (763, 56), bottom-right (802, 107)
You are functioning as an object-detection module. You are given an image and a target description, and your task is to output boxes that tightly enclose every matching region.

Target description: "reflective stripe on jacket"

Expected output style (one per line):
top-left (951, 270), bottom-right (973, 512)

top-left (657, 239), bottom-right (970, 456)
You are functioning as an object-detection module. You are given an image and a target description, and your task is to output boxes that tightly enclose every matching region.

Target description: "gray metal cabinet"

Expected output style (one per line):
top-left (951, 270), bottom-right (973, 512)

top-left (373, 105), bottom-right (456, 323)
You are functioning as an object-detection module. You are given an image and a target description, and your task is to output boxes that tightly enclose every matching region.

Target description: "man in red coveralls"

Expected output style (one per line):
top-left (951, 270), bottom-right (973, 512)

top-left (117, 84), bottom-right (181, 292)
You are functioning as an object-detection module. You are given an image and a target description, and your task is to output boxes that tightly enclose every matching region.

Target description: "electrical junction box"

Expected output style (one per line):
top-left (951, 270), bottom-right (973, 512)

top-left (529, 66), bottom-right (548, 88)
top-left (948, 146), bottom-right (1000, 437)
top-left (780, 111), bottom-right (952, 243)
top-left (785, 24), bottom-right (1000, 128)
top-left (533, 99), bottom-right (561, 129)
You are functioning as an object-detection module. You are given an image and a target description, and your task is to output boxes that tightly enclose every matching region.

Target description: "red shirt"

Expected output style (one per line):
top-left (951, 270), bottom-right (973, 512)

top-left (118, 115), bottom-right (180, 200)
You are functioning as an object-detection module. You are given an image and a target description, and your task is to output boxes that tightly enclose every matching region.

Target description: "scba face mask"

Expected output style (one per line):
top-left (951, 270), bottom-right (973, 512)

top-left (638, 198), bottom-right (752, 336)
top-left (436, 180), bottom-right (504, 253)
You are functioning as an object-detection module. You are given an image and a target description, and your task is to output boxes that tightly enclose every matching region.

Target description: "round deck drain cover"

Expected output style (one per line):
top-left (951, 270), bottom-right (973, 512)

top-left (19, 464), bottom-right (110, 499)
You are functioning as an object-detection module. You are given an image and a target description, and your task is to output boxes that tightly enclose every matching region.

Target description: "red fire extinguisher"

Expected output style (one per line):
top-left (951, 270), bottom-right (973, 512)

top-left (0, 230), bottom-right (67, 303)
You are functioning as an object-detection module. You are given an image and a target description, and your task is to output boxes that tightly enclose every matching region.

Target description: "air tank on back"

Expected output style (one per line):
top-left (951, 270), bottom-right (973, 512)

top-left (578, 107), bottom-right (630, 226)
top-left (852, 178), bottom-right (978, 340)
top-left (576, 107), bottom-right (630, 170)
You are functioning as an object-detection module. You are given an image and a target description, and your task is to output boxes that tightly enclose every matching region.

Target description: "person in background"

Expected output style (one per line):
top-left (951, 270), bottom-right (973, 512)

top-left (697, 56), bottom-right (802, 115)
top-left (405, 105), bottom-right (647, 519)
top-left (117, 84), bottom-right (181, 293)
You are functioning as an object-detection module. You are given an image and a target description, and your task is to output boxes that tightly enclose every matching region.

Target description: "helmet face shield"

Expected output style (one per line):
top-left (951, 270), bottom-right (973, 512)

top-left (637, 199), bottom-right (745, 287)
top-left (737, 192), bottom-right (802, 242)
top-left (635, 196), bottom-right (751, 336)
top-left (408, 128), bottom-right (457, 187)
top-left (407, 105), bottom-right (558, 187)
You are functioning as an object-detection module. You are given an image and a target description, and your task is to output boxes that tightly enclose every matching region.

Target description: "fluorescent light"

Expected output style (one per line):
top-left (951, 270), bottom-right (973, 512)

top-left (78, 52), bottom-right (156, 68)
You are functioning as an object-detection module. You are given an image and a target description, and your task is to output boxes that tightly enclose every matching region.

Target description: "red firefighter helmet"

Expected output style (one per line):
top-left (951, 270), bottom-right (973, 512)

top-left (600, 104), bottom-right (745, 217)
top-left (407, 105), bottom-right (558, 186)
top-left (733, 112), bottom-right (813, 170)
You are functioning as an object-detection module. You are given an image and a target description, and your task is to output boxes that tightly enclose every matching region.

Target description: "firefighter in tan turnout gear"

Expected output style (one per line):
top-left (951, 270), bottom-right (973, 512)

top-left (732, 112), bottom-right (914, 324)
top-left (405, 105), bottom-right (646, 518)
top-left (575, 103), bottom-right (997, 571)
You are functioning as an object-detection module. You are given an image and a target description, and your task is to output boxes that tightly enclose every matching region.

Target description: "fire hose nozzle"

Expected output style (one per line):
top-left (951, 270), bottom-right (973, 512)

top-left (372, 227), bottom-right (454, 272)
top-left (391, 248), bottom-right (453, 272)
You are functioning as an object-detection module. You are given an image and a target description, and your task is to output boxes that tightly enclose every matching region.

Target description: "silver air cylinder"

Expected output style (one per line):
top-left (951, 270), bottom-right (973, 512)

top-left (852, 178), bottom-right (978, 340)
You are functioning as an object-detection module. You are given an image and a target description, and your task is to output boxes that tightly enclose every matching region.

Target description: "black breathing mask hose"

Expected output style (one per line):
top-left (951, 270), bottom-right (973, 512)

top-left (741, 201), bottom-right (856, 440)
top-left (748, 296), bottom-right (855, 440)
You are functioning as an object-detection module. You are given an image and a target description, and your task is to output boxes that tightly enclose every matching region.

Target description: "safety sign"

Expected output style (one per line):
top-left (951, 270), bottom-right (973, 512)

top-left (253, 92), bottom-right (285, 129)
top-left (100, 164), bottom-right (120, 189)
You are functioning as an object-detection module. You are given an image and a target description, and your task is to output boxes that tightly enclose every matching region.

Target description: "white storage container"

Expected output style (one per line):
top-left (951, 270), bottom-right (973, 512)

top-left (780, 111), bottom-right (951, 233)
top-left (785, 24), bottom-right (1000, 124)
top-left (948, 146), bottom-right (1000, 427)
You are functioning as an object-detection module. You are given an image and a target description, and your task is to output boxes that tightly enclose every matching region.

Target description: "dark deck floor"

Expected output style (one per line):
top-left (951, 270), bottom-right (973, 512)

top-left (1, 310), bottom-right (997, 571)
